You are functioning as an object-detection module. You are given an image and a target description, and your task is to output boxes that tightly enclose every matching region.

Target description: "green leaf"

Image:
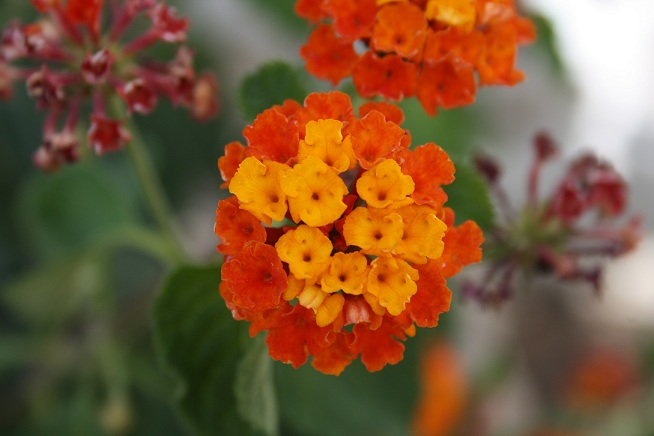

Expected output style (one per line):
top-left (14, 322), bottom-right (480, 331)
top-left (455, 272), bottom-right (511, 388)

top-left (152, 264), bottom-right (277, 436)
top-left (399, 99), bottom-right (483, 161)
top-left (235, 335), bottom-right (279, 436)
top-left (16, 164), bottom-right (136, 260)
top-left (275, 333), bottom-right (426, 436)
top-left (531, 14), bottom-right (566, 76)
top-left (444, 162), bottom-right (495, 231)
top-left (238, 61), bottom-right (307, 121)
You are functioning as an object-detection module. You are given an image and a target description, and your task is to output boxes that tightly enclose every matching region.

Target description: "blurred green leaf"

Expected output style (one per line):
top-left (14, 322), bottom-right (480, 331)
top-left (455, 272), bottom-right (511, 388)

top-left (17, 164), bottom-right (136, 261)
top-left (444, 162), bottom-right (495, 231)
top-left (531, 14), bottom-right (565, 75)
top-left (153, 264), bottom-right (271, 436)
top-left (399, 99), bottom-right (483, 161)
top-left (275, 345), bottom-right (421, 436)
top-left (244, 0), bottom-right (307, 34)
top-left (238, 61), bottom-right (307, 121)
top-left (235, 335), bottom-right (279, 436)
top-left (2, 225), bottom-right (174, 328)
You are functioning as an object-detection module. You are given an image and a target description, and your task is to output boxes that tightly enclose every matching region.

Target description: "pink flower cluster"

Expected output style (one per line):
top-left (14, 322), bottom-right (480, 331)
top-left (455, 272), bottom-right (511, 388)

top-left (0, 0), bottom-right (219, 171)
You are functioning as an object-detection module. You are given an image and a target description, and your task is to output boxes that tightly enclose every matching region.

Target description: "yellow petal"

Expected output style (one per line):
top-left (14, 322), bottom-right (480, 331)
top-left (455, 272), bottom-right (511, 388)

top-left (275, 225), bottom-right (333, 281)
top-left (316, 293), bottom-right (345, 327)
top-left (395, 204), bottom-right (448, 264)
top-left (321, 252), bottom-right (369, 295)
top-left (357, 159), bottom-right (414, 209)
top-left (298, 119), bottom-right (356, 173)
top-left (425, 0), bottom-right (476, 32)
top-left (367, 256), bottom-right (419, 316)
top-left (343, 206), bottom-right (404, 255)
top-left (281, 156), bottom-right (349, 227)
top-left (229, 156), bottom-right (289, 225)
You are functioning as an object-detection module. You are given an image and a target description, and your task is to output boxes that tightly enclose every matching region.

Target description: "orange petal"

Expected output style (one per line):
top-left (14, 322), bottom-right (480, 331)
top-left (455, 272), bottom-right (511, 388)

top-left (349, 109), bottom-right (406, 169)
top-left (222, 241), bottom-right (288, 313)
top-left (301, 24), bottom-right (359, 86)
top-left (439, 219), bottom-right (484, 279)
top-left (243, 108), bottom-right (299, 164)
top-left (372, 3), bottom-right (428, 60)
top-left (214, 196), bottom-right (267, 256)
top-left (353, 52), bottom-right (418, 101)
top-left (398, 142), bottom-right (455, 208)
top-left (416, 58), bottom-right (476, 115)
top-left (323, 0), bottom-right (378, 42)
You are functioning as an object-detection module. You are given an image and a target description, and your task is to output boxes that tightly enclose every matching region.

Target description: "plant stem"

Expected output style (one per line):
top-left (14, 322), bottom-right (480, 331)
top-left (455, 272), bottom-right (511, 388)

top-left (111, 98), bottom-right (187, 263)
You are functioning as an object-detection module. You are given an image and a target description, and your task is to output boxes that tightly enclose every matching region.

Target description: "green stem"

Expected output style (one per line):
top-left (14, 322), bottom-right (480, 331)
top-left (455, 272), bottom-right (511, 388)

top-left (110, 97), bottom-right (187, 263)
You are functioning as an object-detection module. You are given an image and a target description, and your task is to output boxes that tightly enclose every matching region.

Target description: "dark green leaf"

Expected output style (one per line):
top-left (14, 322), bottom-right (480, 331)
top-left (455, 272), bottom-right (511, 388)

top-left (153, 264), bottom-right (273, 436)
top-left (444, 162), bottom-right (495, 231)
top-left (238, 62), bottom-right (307, 121)
top-left (235, 335), bottom-right (279, 436)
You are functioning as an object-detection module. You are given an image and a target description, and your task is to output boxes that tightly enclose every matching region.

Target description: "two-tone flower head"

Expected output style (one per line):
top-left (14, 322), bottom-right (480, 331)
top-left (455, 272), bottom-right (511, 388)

top-left (0, 0), bottom-right (219, 171)
top-left (297, 0), bottom-right (535, 115)
top-left (215, 91), bottom-right (483, 374)
top-left (464, 133), bottom-right (642, 306)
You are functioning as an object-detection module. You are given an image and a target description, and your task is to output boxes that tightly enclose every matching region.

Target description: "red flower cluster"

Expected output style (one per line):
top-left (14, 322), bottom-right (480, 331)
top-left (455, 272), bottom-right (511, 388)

top-left (465, 133), bottom-right (642, 306)
top-left (0, 0), bottom-right (219, 171)
top-left (215, 91), bottom-right (483, 374)
top-left (297, 0), bottom-right (535, 115)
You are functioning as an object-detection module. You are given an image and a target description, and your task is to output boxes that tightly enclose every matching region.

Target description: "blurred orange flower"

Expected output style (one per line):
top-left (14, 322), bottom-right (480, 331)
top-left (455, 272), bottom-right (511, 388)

top-left (413, 342), bottom-right (468, 436)
top-left (298, 0), bottom-right (535, 115)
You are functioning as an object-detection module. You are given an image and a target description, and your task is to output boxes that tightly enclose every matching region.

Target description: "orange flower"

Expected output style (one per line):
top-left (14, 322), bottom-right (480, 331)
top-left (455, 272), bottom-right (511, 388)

top-left (439, 215), bottom-right (484, 279)
top-left (217, 141), bottom-right (246, 188)
top-left (301, 24), bottom-right (359, 86)
top-left (565, 347), bottom-right (639, 410)
top-left (372, 3), bottom-right (428, 59)
top-left (215, 91), bottom-right (483, 374)
top-left (243, 108), bottom-right (299, 164)
top-left (353, 52), bottom-right (418, 101)
top-left (416, 58), bottom-right (476, 115)
top-left (413, 341), bottom-right (468, 436)
top-left (214, 196), bottom-right (267, 256)
top-left (323, 0), bottom-right (378, 42)
top-left (398, 142), bottom-right (455, 208)
top-left (349, 109), bottom-right (406, 169)
top-left (298, 0), bottom-right (535, 115)
top-left (221, 241), bottom-right (288, 313)
top-left (358, 101), bottom-right (405, 125)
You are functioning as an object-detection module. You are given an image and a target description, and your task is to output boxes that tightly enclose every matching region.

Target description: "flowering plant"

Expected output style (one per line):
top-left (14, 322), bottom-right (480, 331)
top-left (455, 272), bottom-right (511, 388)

top-left (216, 91), bottom-right (483, 373)
top-left (0, 1), bottom-right (648, 435)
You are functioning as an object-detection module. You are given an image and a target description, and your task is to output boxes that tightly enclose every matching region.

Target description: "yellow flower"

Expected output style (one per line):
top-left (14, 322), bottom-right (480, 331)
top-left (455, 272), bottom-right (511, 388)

top-left (321, 252), bottom-right (369, 295)
top-left (395, 204), bottom-right (448, 264)
top-left (229, 156), bottom-right (289, 225)
top-left (298, 119), bottom-right (356, 173)
top-left (356, 159), bottom-right (415, 209)
top-left (281, 156), bottom-right (348, 227)
top-left (275, 225), bottom-right (332, 281)
top-left (366, 256), bottom-right (419, 316)
top-left (425, 0), bottom-right (476, 32)
top-left (343, 206), bottom-right (404, 255)
top-left (298, 284), bottom-right (345, 327)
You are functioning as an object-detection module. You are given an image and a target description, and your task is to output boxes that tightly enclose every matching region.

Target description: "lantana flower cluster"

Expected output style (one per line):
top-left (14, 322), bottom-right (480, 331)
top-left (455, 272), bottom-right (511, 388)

top-left (465, 133), bottom-right (641, 306)
top-left (215, 91), bottom-right (483, 374)
top-left (0, 0), bottom-right (218, 171)
top-left (297, 0), bottom-right (535, 115)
